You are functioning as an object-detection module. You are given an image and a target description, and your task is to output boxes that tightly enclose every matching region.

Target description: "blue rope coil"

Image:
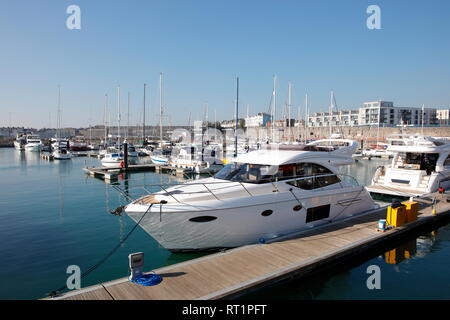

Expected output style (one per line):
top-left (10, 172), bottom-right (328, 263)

top-left (130, 273), bottom-right (163, 286)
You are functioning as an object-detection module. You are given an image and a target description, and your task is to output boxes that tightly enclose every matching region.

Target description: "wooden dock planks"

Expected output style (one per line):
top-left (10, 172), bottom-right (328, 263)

top-left (50, 196), bottom-right (450, 301)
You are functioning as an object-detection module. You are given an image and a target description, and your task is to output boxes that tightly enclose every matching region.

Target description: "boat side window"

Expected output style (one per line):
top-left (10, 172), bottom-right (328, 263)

top-left (214, 163), bottom-right (277, 183)
top-left (287, 163), bottom-right (340, 190)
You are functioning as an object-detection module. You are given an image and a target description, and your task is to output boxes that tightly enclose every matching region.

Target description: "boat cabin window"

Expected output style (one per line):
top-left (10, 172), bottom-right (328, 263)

top-left (214, 162), bottom-right (339, 185)
top-left (214, 163), bottom-right (278, 183)
top-left (286, 163), bottom-right (340, 190)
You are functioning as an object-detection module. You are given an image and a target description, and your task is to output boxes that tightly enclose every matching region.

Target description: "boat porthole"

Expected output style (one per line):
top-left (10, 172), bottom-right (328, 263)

top-left (261, 210), bottom-right (273, 217)
top-left (189, 216), bottom-right (217, 223)
top-left (293, 204), bottom-right (303, 211)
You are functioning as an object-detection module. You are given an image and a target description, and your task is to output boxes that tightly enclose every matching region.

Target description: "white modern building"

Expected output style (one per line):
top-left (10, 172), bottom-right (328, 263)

top-left (244, 113), bottom-right (271, 128)
top-left (359, 101), bottom-right (437, 126)
top-left (437, 108), bottom-right (450, 125)
top-left (308, 109), bottom-right (359, 127)
top-left (308, 101), bottom-right (438, 127)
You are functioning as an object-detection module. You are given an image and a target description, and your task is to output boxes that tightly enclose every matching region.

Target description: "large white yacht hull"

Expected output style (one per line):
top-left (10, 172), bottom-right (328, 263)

top-left (25, 143), bottom-right (42, 152)
top-left (14, 141), bottom-right (25, 151)
top-left (125, 185), bottom-right (376, 251)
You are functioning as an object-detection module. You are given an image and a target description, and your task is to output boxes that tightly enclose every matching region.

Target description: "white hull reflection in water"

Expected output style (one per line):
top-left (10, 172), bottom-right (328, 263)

top-left (125, 144), bottom-right (377, 252)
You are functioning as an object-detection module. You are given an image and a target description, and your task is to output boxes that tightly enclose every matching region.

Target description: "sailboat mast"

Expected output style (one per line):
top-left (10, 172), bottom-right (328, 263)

top-left (305, 93), bottom-right (308, 143)
top-left (159, 73), bottom-right (163, 148)
top-left (271, 75), bottom-right (277, 143)
top-left (104, 94), bottom-right (108, 146)
top-left (127, 92), bottom-right (130, 139)
top-left (143, 83), bottom-right (146, 142)
top-left (288, 82), bottom-right (292, 143)
top-left (234, 77), bottom-right (239, 157)
top-left (117, 86), bottom-right (121, 146)
top-left (57, 85), bottom-right (61, 140)
top-left (329, 91), bottom-right (333, 137)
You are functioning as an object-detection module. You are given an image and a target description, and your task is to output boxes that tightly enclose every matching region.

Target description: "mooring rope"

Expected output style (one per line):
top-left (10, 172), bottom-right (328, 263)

top-left (48, 203), bottom-right (154, 298)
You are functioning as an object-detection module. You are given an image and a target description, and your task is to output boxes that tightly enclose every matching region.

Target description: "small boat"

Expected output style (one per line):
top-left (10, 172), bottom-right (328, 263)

top-left (150, 154), bottom-right (169, 165)
top-left (362, 143), bottom-right (394, 158)
top-left (69, 139), bottom-right (89, 151)
top-left (101, 152), bottom-right (124, 167)
top-left (169, 145), bottom-right (223, 174)
top-left (367, 134), bottom-right (450, 197)
top-left (124, 146), bottom-right (377, 252)
top-left (150, 147), bottom-right (172, 165)
top-left (52, 138), bottom-right (72, 160)
top-left (52, 147), bottom-right (72, 160)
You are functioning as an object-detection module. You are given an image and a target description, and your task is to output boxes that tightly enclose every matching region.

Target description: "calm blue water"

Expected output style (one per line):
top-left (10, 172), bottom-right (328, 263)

top-left (0, 149), bottom-right (206, 300)
top-left (0, 149), bottom-right (448, 300)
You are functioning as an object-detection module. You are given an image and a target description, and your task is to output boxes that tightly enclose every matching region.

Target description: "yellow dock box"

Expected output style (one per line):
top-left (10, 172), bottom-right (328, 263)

top-left (386, 205), bottom-right (406, 227)
top-left (402, 201), bottom-right (419, 223)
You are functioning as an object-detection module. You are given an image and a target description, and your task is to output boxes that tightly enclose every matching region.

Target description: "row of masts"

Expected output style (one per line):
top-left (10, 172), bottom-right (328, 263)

top-left (59, 75), bottom-right (341, 147)
top-left (101, 73), bottom-right (165, 147)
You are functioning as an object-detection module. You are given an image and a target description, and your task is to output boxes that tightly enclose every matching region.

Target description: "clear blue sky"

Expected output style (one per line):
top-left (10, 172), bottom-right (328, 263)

top-left (1, 0), bottom-right (450, 128)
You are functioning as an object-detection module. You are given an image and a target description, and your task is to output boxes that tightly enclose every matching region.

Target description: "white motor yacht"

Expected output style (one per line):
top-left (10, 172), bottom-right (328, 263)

top-left (362, 143), bottom-right (394, 158)
top-left (367, 134), bottom-right (450, 197)
top-left (150, 148), bottom-right (172, 165)
top-left (52, 139), bottom-right (72, 160)
top-left (124, 146), bottom-right (377, 252)
top-left (14, 133), bottom-right (27, 151)
top-left (169, 145), bottom-right (223, 174)
top-left (52, 148), bottom-right (72, 160)
top-left (24, 134), bottom-right (43, 152)
top-left (101, 152), bottom-right (124, 167)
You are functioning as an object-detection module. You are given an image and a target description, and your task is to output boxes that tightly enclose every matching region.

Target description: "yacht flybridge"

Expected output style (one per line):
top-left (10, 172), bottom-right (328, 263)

top-left (367, 134), bottom-right (450, 197)
top-left (124, 144), bottom-right (377, 252)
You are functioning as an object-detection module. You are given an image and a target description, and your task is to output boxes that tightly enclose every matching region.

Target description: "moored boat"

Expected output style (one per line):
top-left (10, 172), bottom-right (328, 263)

top-left (124, 146), bottom-right (378, 252)
top-left (367, 134), bottom-right (450, 197)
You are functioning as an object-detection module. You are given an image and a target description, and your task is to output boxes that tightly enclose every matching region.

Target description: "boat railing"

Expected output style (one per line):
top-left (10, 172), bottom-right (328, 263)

top-left (114, 173), bottom-right (360, 204)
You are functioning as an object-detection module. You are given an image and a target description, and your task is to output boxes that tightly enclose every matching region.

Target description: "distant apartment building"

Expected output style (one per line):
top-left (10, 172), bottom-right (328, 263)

top-left (358, 101), bottom-right (437, 126)
top-left (244, 113), bottom-right (271, 128)
top-left (437, 108), bottom-right (450, 125)
top-left (308, 109), bottom-right (359, 127)
top-left (307, 101), bottom-right (438, 127)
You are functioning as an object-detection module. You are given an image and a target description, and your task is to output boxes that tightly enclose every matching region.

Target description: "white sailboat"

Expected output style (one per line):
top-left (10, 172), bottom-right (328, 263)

top-left (101, 87), bottom-right (124, 167)
top-left (52, 86), bottom-right (72, 160)
top-left (150, 73), bottom-right (171, 165)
